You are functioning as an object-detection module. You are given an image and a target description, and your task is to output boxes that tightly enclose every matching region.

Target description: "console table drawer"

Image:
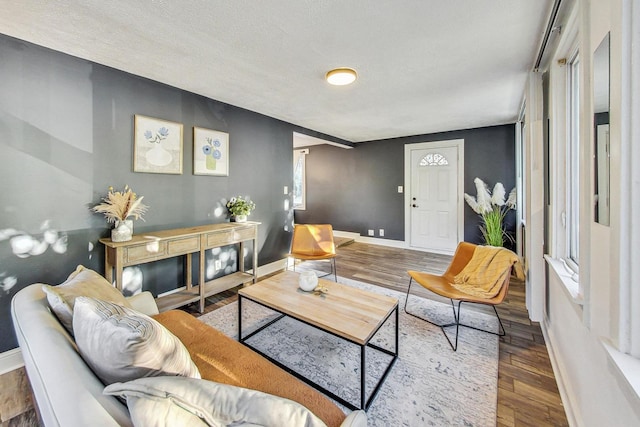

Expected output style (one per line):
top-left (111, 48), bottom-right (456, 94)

top-left (125, 241), bottom-right (167, 263)
top-left (168, 236), bottom-right (200, 255)
top-left (234, 226), bottom-right (257, 241)
top-left (206, 226), bottom-right (256, 247)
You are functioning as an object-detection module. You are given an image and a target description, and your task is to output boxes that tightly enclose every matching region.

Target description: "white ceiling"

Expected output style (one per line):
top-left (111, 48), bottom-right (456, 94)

top-left (0, 1), bottom-right (551, 143)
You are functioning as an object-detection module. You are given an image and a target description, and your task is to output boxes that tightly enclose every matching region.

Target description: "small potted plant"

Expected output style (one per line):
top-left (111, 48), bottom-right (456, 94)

top-left (226, 196), bottom-right (255, 223)
top-left (92, 185), bottom-right (148, 242)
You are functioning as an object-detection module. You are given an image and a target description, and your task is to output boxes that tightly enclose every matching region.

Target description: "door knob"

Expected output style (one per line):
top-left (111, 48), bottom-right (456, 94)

top-left (412, 204), bottom-right (419, 208)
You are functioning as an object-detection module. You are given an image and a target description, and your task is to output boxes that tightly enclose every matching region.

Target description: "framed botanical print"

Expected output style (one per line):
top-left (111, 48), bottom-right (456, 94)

top-left (133, 115), bottom-right (183, 174)
top-left (193, 127), bottom-right (229, 176)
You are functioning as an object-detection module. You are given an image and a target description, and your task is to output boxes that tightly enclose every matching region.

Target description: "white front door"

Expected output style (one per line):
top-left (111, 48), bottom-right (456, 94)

top-left (406, 141), bottom-right (463, 254)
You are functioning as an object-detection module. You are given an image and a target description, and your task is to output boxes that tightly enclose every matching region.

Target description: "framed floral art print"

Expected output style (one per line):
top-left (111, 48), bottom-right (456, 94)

top-left (133, 115), bottom-right (184, 174)
top-left (193, 127), bottom-right (229, 176)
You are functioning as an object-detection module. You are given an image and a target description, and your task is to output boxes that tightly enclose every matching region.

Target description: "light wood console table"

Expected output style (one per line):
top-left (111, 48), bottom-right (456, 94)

top-left (99, 222), bottom-right (259, 313)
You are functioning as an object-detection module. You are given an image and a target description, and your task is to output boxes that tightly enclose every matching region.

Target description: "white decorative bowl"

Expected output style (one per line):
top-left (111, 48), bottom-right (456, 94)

top-left (298, 271), bottom-right (318, 292)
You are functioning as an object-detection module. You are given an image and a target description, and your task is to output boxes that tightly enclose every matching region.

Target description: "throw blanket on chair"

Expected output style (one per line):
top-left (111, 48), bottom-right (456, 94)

top-left (452, 246), bottom-right (523, 299)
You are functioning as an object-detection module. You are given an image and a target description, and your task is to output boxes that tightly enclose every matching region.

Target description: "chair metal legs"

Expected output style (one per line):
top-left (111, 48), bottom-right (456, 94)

top-left (403, 278), bottom-right (506, 351)
top-left (291, 257), bottom-right (337, 282)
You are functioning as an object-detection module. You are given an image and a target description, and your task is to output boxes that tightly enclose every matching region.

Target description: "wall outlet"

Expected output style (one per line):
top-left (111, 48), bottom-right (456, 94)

top-left (368, 229), bottom-right (375, 236)
top-left (397, 186), bottom-right (403, 193)
top-left (379, 229), bottom-right (385, 237)
top-left (215, 260), bottom-right (222, 270)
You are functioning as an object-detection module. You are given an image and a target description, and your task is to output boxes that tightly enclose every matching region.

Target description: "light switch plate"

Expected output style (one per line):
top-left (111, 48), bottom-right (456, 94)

top-left (397, 186), bottom-right (403, 193)
top-left (283, 186), bottom-right (288, 194)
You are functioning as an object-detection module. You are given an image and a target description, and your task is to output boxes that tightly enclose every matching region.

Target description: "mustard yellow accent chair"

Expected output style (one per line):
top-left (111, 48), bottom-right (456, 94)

top-left (405, 242), bottom-right (514, 351)
top-left (289, 224), bottom-right (337, 282)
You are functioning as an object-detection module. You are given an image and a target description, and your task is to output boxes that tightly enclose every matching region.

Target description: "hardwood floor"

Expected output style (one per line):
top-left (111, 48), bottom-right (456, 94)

top-left (188, 241), bottom-right (569, 427)
top-left (0, 367), bottom-right (38, 426)
top-left (3, 240), bottom-right (568, 426)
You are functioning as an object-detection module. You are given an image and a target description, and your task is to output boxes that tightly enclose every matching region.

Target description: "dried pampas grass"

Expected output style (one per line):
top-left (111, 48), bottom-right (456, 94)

top-left (92, 185), bottom-right (148, 223)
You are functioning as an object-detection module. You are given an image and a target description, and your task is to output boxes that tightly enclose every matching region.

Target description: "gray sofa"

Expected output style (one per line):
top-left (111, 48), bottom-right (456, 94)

top-left (12, 284), bottom-right (365, 427)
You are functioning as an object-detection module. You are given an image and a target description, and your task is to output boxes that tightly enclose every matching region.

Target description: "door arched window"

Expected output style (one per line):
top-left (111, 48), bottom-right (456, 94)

top-left (419, 153), bottom-right (449, 166)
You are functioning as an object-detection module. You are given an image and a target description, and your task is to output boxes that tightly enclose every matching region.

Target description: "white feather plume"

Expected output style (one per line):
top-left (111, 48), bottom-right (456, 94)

top-left (506, 187), bottom-right (517, 209)
top-left (474, 178), bottom-right (492, 214)
top-left (491, 182), bottom-right (506, 206)
top-left (464, 193), bottom-right (481, 214)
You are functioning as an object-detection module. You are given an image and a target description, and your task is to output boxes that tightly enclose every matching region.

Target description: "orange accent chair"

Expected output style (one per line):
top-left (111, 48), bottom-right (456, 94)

top-left (405, 242), bottom-right (514, 351)
top-left (289, 224), bottom-right (337, 282)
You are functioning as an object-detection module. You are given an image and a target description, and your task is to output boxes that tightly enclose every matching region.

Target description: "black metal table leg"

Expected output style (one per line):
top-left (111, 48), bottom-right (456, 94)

top-left (363, 305), bottom-right (399, 410)
top-left (238, 294), bottom-right (243, 341)
top-left (395, 303), bottom-right (399, 354)
top-left (361, 344), bottom-right (366, 409)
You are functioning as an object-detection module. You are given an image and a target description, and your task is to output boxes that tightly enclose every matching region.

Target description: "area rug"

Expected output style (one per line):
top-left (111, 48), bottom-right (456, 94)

top-left (199, 277), bottom-right (499, 426)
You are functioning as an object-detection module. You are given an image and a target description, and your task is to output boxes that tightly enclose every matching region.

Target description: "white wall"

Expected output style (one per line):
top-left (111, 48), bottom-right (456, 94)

top-left (537, 0), bottom-right (640, 425)
top-left (546, 273), bottom-right (638, 425)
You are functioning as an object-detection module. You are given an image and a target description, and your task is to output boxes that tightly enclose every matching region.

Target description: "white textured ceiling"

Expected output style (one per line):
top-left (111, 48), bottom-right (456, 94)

top-left (0, 1), bottom-right (551, 142)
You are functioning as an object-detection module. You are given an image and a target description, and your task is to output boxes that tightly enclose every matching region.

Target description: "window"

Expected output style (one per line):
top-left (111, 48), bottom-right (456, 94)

top-left (567, 51), bottom-right (580, 267)
top-left (419, 153), bottom-right (449, 166)
top-left (544, 4), bottom-right (581, 302)
top-left (293, 149), bottom-right (307, 210)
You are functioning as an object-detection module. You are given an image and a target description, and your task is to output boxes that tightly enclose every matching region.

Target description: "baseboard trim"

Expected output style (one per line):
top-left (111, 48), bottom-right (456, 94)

top-left (0, 348), bottom-right (24, 376)
top-left (540, 319), bottom-right (580, 427)
top-left (249, 259), bottom-right (288, 277)
top-left (357, 235), bottom-right (407, 248)
top-left (333, 230), bottom-right (407, 249)
top-left (332, 230), bottom-right (360, 240)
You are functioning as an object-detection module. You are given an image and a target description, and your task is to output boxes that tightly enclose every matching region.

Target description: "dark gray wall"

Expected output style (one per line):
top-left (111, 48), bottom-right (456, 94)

top-left (296, 124), bottom-right (516, 244)
top-left (0, 35), bottom-right (345, 352)
top-left (0, 35), bottom-right (516, 353)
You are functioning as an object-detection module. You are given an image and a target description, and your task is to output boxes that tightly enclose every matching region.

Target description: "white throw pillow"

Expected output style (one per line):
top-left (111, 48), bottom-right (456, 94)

top-left (104, 376), bottom-right (328, 427)
top-left (42, 265), bottom-right (132, 334)
top-left (73, 297), bottom-right (200, 386)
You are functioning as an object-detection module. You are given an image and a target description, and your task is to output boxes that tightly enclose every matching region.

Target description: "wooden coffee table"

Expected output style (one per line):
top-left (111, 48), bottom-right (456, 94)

top-left (237, 271), bottom-right (398, 410)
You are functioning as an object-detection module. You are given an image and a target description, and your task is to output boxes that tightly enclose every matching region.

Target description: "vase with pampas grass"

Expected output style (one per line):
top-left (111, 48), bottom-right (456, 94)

top-left (92, 185), bottom-right (148, 242)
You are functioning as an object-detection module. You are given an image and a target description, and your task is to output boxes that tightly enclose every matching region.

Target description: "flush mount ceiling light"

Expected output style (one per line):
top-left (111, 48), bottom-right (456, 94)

top-left (325, 68), bottom-right (358, 86)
